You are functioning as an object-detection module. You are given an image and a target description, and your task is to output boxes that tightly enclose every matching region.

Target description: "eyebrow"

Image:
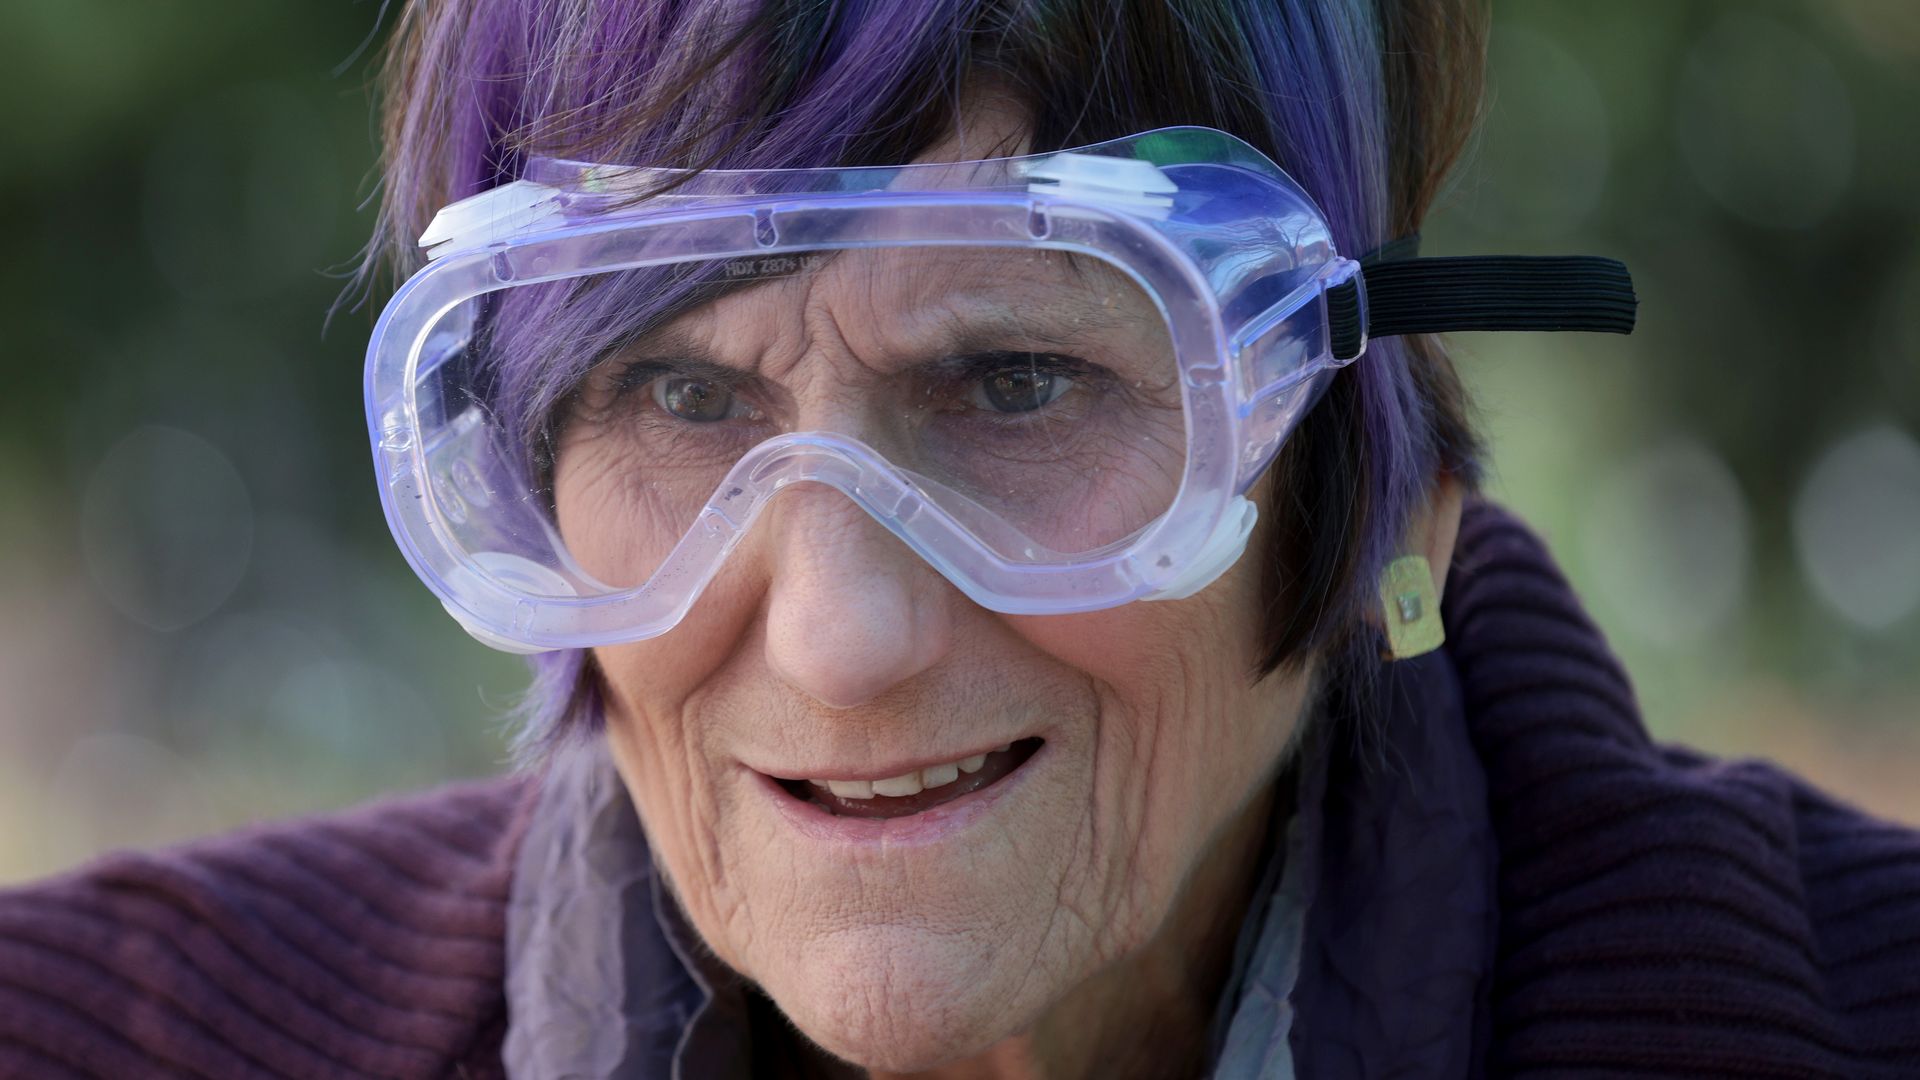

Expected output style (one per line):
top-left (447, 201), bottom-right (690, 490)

top-left (938, 293), bottom-right (1157, 352)
top-left (607, 349), bottom-right (756, 386)
top-left (609, 281), bottom-right (1158, 376)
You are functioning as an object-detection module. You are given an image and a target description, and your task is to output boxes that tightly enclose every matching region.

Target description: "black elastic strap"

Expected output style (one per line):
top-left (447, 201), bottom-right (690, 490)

top-left (1327, 253), bottom-right (1638, 361)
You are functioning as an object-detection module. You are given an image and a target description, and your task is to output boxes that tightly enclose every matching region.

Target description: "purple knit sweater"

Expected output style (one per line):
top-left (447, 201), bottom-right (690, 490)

top-left (3, 504), bottom-right (1918, 1078)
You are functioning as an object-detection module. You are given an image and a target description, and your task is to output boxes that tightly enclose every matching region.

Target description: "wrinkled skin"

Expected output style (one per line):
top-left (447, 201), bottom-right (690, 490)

top-left (553, 106), bottom-right (1461, 1076)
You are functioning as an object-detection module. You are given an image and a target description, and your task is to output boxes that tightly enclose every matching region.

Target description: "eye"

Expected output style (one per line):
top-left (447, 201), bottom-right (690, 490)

top-left (970, 366), bottom-right (1074, 415)
top-left (651, 376), bottom-right (743, 422)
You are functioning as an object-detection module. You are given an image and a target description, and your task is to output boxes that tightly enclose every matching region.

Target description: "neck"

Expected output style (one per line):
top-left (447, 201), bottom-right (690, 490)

top-left (866, 778), bottom-right (1280, 1080)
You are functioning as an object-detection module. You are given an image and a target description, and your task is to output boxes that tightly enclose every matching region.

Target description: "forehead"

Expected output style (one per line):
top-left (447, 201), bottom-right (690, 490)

top-left (739, 245), bottom-right (1143, 310)
top-left (644, 245), bottom-right (1163, 357)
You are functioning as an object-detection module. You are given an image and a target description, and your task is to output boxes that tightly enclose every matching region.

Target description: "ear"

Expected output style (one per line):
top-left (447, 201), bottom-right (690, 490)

top-left (1418, 474), bottom-right (1466, 606)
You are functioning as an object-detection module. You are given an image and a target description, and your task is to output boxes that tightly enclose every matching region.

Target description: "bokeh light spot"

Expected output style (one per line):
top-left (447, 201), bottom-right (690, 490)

top-left (1675, 13), bottom-right (1854, 229)
top-left (1582, 439), bottom-right (1751, 647)
top-left (45, 732), bottom-right (218, 860)
top-left (1793, 424), bottom-right (1920, 629)
top-left (81, 425), bottom-right (253, 631)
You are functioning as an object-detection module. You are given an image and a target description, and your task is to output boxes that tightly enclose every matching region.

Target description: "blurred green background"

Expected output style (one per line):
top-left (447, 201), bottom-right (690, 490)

top-left (2, 1), bottom-right (1916, 882)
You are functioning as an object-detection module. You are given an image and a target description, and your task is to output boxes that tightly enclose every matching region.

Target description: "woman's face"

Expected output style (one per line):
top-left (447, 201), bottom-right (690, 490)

top-left (551, 122), bottom-right (1315, 1070)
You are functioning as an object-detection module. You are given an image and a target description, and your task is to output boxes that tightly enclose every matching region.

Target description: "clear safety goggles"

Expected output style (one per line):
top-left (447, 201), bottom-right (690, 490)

top-left (366, 127), bottom-right (1635, 652)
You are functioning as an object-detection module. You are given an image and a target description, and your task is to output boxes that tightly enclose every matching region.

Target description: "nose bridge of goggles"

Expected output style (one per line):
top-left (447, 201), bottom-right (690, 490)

top-left (656, 430), bottom-right (1091, 613)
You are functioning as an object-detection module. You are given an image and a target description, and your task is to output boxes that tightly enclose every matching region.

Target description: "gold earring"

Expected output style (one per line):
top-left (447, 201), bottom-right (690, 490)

top-left (1379, 554), bottom-right (1444, 660)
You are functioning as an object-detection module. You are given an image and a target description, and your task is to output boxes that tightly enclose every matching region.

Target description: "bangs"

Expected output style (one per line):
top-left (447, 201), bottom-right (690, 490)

top-left (373, 0), bottom-right (1387, 281)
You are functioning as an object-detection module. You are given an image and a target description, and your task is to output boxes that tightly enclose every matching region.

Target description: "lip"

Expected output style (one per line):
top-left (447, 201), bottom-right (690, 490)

top-left (743, 738), bottom-right (1034, 784)
top-left (750, 738), bottom-right (1049, 847)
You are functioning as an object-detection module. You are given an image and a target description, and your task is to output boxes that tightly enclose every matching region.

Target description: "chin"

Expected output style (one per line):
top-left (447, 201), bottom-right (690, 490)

top-left (763, 924), bottom-right (1047, 1072)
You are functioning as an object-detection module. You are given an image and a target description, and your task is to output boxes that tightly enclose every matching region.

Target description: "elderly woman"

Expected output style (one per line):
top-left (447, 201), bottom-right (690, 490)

top-left (6, 1), bottom-right (1920, 1077)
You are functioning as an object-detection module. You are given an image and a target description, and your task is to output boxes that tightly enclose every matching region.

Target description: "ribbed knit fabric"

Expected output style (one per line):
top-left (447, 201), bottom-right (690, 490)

top-left (0, 776), bottom-right (533, 1079)
top-left (1, 502), bottom-right (1916, 1078)
top-left (1446, 507), bottom-right (1920, 1078)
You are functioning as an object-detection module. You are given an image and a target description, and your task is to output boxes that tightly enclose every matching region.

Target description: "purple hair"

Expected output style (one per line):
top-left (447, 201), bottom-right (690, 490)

top-left (364, 0), bottom-right (1487, 755)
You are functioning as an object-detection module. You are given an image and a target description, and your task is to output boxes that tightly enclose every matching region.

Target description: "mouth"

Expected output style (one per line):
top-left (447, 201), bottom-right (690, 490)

top-left (770, 738), bottom-right (1044, 819)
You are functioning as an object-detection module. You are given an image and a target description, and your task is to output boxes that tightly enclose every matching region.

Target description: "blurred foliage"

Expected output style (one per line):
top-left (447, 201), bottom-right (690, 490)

top-left (0, 0), bottom-right (527, 878)
top-left (1426, 0), bottom-right (1920, 802)
top-left (0, 0), bottom-right (1916, 881)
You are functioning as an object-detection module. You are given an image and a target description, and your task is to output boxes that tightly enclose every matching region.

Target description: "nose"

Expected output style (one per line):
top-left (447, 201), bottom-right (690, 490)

top-left (762, 485), bottom-right (954, 709)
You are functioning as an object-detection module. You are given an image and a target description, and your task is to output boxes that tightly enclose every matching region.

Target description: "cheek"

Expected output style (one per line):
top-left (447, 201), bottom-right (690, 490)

top-left (602, 674), bottom-right (783, 977)
top-left (552, 426), bottom-right (717, 588)
top-left (593, 560), bottom-right (780, 965)
top-left (1009, 543), bottom-right (1267, 722)
top-left (551, 434), bottom-right (646, 587)
top-left (1006, 552), bottom-right (1300, 945)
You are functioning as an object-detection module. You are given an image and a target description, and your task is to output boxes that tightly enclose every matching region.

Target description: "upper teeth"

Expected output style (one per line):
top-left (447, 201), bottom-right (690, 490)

top-left (813, 744), bottom-right (1010, 800)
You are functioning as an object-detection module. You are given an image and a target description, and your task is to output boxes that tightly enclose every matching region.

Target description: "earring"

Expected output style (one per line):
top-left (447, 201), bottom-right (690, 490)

top-left (1379, 554), bottom-right (1444, 660)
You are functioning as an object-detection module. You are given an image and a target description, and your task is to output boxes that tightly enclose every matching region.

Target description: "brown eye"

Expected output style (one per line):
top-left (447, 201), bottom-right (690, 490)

top-left (972, 368), bottom-right (1073, 414)
top-left (652, 376), bottom-right (738, 422)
